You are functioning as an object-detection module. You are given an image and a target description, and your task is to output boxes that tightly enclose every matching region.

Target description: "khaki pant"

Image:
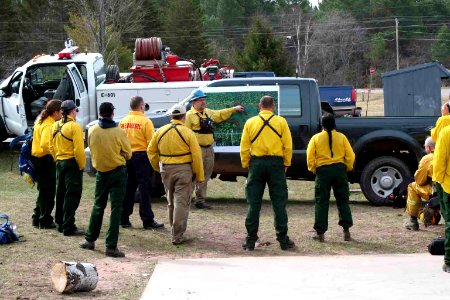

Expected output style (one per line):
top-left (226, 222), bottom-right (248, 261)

top-left (161, 164), bottom-right (194, 242)
top-left (194, 146), bottom-right (214, 204)
top-left (405, 182), bottom-right (431, 217)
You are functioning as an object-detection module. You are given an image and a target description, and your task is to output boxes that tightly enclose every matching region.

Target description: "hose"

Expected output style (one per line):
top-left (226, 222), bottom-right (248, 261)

top-left (135, 37), bottom-right (162, 60)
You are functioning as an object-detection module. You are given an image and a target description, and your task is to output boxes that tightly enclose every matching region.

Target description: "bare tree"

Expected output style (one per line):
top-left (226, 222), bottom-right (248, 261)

top-left (281, 7), bottom-right (314, 77)
top-left (66, 0), bottom-right (146, 65)
top-left (308, 11), bottom-right (367, 85)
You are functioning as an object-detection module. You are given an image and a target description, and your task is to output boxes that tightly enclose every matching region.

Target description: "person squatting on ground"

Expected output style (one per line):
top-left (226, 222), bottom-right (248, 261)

top-left (307, 113), bottom-right (355, 243)
top-left (80, 102), bottom-right (132, 258)
top-left (31, 99), bottom-right (62, 229)
top-left (185, 89), bottom-right (244, 209)
top-left (404, 137), bottom-right (435, 231)
top-left (431, 125), bottom-right (450, 273)
top-left (240, 95), bottom-right (295, 251)
top-left (147, 104), bottom-right (204, 245)
top-left (119, 96), bottom-right (164, 229)
top-left (51, 100), bottom-right (85, 236)
top-left (431, 101), bottom-right (450, 142)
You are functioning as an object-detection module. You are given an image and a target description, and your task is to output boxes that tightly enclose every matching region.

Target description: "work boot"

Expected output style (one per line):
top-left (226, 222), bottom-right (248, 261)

top-left (195, 202), bottom-right (212, 209)
top-left (279, 237), bottom-right (295, 250)
top-left (242, 238), bottom-right (256, 251)
top-left (312, 232), bottom-right (325, 242)
top-left (120, 220), bottom-right (132, 228)
top-left (443, 264), bottom-right (450, 273)
top-left (404, 216), bottom-right (419, 231)
top-left (79, 240), bottom-right (95, 250)
top-left (39, 222), bottom-right (57, 229)
top-left (105, 247), bottom-right (125, 258)
top-left (143, 220), bottom-right (164, 229)
top-left (343, 228), bottom-right (351, 241)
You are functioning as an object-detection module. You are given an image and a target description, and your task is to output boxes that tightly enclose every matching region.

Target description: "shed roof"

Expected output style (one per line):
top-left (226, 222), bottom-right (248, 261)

top-left (382, 62), bottom-right (450, 79)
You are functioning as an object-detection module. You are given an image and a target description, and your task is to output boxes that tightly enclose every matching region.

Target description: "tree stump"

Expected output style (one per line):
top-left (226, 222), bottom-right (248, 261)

top-left (51, 261), bottom-right (98, 293)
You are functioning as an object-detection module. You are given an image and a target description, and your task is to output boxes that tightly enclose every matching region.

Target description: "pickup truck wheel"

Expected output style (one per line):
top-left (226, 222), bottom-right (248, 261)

top-left (360, 156), bottom-right (411, 205)
top-left (0, 117), bottom-right (8, 150)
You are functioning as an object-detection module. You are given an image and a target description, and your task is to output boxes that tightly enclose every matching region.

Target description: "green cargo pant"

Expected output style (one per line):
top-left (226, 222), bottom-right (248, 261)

top-left (31, 155), bottom-right (56, 226)
top-left (437, 183), bottom-right (450, 265)
top-left (55, 159), bottom-right (83, 234)
top-left (314, 163), bottom-right (353, 234)
top-left (85, 167), bottom-right (127, 249)
top-left (245, 156), bottom-right (289, 243)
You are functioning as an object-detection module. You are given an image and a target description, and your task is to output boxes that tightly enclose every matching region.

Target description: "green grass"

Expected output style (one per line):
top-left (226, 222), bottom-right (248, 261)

top-left (0, 144), bottom-right (445, 299)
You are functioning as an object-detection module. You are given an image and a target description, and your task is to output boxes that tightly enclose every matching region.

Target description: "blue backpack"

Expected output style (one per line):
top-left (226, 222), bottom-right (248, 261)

top-left (10, 131), bottom-right (36, 185)
top-left (0, 214), bottom-right (19, 245)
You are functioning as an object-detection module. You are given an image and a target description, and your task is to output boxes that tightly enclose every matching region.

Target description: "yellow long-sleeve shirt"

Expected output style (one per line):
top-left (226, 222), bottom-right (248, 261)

top-left (433, 126), bottom-right (450, 193)
top-left (119, 111), bottom-right (155, 152)
top-left (414, 153), bottom-right (433, 185)
top-left (88, 124), bottom-right (132, 172)
top-left (431, 115), bottom-right (450, 142)
top-left (147, 120), bottom-right (204, 182)
top-left (51, 116), bottom-right (86, 170)
top-left (185, 106), bottom-right (236, 146)
top-left (306, 129), bottom-right (355, 174)
top-left (32, 116), bottom-right (55, 158)
top-left (240, 110), bottom-right (292, 169)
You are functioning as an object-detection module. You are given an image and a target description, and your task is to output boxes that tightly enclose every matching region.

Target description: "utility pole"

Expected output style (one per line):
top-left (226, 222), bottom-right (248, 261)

top-left (295, 14), bottom-right (301, 77)
top-left (395, 18), bottom-right (399, 70)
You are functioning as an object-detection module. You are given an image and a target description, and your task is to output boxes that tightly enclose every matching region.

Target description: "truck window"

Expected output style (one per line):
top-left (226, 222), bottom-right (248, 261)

top-left (71, 67), bottom-right (85, 93)
top-left (93, 58), bottom-right (106, 86)
top-left (279, 85), bottom-right (301, 116)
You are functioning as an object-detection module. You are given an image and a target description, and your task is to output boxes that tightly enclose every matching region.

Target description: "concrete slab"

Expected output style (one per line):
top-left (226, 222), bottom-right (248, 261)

top-left (141, 254), bottom-right (448, 300)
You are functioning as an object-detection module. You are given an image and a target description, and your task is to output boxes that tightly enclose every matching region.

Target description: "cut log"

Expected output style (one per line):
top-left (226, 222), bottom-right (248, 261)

top-left (51, 261), bottom-right (98, 293)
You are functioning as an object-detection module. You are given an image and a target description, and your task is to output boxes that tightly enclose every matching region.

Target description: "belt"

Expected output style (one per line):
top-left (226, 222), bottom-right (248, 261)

top-left (251, 155), bottom-right (283, 159)
top-left (133, 151), bottom-right (147, 154)
top-left (200, 145), bottom-right (212, 148)
top-left (162, 162), bottom-right (191, 166)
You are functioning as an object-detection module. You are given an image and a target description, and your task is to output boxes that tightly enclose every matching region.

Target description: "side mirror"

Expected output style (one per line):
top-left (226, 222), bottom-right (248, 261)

top-left (75, 99), bottom-right (80, 106)
top-left (0, 90), bottom-right (5, 97)
top-left (144, 103), bottom-right (150, 111)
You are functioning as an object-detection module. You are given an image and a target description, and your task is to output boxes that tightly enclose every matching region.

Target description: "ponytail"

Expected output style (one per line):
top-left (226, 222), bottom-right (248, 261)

top-left (321, 113), bottom-right (336, 158)
top-left (38, 99), bottom-right (62, 124)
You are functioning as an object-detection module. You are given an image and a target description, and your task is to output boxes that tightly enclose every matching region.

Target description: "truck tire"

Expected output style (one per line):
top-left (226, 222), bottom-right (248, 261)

top-left (105, 65), bottom-right (120, 83)
top-left (360, 156), bottom-right (411, 205)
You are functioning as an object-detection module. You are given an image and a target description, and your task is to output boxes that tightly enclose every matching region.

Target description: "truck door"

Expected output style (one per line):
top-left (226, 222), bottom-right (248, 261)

top-left (65, 63), bottom-right (89, 128)
top-left (0, 70), bottom-right (28, 135)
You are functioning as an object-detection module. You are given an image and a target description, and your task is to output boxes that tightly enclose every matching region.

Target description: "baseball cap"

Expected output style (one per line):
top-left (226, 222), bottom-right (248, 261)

top-left (171, 104), bottom-right (186, 116)
top-left (189, 89), bottom-right (207, 102)
top-left (99, 102), bottom-right (115, 117)
top-left (61, 100), bottom-right (77, 112)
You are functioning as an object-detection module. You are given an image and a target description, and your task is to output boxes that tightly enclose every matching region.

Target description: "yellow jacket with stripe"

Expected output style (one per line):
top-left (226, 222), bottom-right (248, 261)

top-left (147, 119), bottom-right (204, 182)
top-left (88, 124), bottom-right (132, 172)
top-left (240, 110), bottom-right (292, 169)
top-left (185, 107), bottom-right (236, 147)
top-left (431, 115), bottom-right (450, 142)
top-left (51, 116), bottom-right (86, 170)
top-left (413, 152), bottom-right (433, 196)
top-left (433, 125), bottom-right (450, 193)
top-left (306, 129), bottom-right (355, 174)
top-left (119, 111), bottom-right (155, 152)
top-left (32, 116), bottom-right (55, 158)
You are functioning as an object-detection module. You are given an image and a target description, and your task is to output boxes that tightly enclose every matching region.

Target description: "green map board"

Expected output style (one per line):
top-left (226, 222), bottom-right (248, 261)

top-left (201, 86), bottom-right (279, 146)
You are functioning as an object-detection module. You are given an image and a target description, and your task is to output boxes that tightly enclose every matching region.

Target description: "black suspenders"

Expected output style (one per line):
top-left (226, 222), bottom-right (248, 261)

top-left (250, 114), bottom-right (282, 143)
top-left (158, 124), bottom-right (190, 157)
top-left (52, 121), bottom-right (73, 142)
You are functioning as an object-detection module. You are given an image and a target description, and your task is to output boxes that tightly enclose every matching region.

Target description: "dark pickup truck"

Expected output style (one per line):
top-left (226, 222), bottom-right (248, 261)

top-left (319, 85), bottom-right (362, 117)
top-left (150, 77), bottom-right (437, 205)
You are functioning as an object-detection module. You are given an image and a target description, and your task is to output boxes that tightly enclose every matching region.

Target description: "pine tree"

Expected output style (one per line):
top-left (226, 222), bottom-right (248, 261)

top-left (236, 17), bottom-right (291, 76)
top-left (432, 25), bottom-right (450, 67)
top-left (164, 0), bottom-right (209, 64)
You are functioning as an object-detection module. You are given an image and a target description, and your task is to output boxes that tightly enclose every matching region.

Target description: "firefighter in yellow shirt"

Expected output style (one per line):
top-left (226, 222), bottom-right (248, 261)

top-left (432, 125), bottom-right (450, 273)
top-left (404, 137), bottom-right (434, 231)
top-left (307, 113), bottom-right (355, 242)
top-left (240, 95), bottom-right (294, 251)
top-left (185, 89), bottom-right (244, 209)
top-left (31, 99), bottom-right (62, 229)
top-left (52, 100), bottom-right (86, 236)
top-left (80, 102), bottom-right (132, 257)
top-left (147, 104), bottom-right (204, 245)
top-left (119, 96), bottom-right (164, 229)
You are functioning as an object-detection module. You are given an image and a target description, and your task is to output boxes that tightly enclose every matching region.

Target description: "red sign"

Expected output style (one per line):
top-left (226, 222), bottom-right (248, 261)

top-left (369, 67), bottom-right (376, 75)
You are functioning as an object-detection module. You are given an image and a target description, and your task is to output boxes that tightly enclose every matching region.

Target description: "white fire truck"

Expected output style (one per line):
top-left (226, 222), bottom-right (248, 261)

top-left (0, 38), bottom-right (212, 141)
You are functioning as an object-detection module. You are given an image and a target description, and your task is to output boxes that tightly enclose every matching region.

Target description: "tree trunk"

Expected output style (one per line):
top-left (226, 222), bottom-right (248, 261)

top-left (51, 261), bottom-right (98, 294)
